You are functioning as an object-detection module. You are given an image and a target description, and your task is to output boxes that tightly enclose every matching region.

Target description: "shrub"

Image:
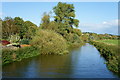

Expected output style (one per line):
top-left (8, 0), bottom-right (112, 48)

top-left (64, 33), bottom-right (82, 44)
top-left (20, 39), bottom-right (30, 44)
top-left (2, 46), bottom-right (40, 65)
top-left (30, 29), bottom-right (68, 55)
top-left (9, 34), bottom-right (20, 43)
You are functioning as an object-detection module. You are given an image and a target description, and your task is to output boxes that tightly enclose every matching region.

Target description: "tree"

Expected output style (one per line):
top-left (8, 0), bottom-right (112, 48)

top-left (14, 17), bottom-right (24, 39)
top-left (53, 2), bottom-right (79, 28)
top-left (40, 12), bottom-right (59, 32)
top-left (0, 18), bottom-right (2, 40)
top-left (2, 17), bottom-right (38, 40)
top-left (40, 12), bottom-right (50, 29)
top-left (72, 28), bottom-right (82, 36)
top-left (2, 17), bottom-right (18, 39)
top-left (24, 21), bottom-right (38, 39)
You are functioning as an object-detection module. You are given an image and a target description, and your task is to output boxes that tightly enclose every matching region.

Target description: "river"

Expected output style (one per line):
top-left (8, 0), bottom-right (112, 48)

top-left (2, 43), bottom-right (119, 78)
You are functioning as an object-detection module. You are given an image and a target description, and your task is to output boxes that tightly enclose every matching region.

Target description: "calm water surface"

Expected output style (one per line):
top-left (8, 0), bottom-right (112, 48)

top-left (3, 43), bottom-right (119, 78)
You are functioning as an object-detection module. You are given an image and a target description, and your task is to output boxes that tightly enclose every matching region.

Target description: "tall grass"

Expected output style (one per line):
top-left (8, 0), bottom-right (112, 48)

top-left (2, 46), bottom-right (40, 65)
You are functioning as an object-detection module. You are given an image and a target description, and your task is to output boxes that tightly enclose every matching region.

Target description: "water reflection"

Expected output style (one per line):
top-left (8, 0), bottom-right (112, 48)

top-left (2, 43), bottom-right (119, 78)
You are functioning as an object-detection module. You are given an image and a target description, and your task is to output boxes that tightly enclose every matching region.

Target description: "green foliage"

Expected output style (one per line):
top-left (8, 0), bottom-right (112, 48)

top-left (30, 29), bottom-right (68, 55)
top-left (20, 39), bottom-right (30, 44)
top-left (2, 17), bottom-right (19, 39)
top-left (40, 13), bottom-right (59, 32)
top-left (2, 17), bottom-right (38, 40)
top-left (64, 33), bottom-right (82, 44)
top-left (81, 34), bottom-right (89, 42)
top-left (2, 49), bottom-right (13, 65)
top-left (97, 40), bottom-right (119, 45)
top-left (14, 17), bottom-right (25, 39)
top-left (8, 34), bottom-right (20, 43)
top-left (83, 32), bottom-right (119, 41)
top-left (2, 46), bottom-right (40, 65)
top-left (53, 2), bottom-right (79, 28)
top-left (90, 41), bottom-right (120, 73)
top-left (39, 3), bottom-right (82, 46)
top-left (0, 19), bottom-right (2, 40)
top-left (41, 20), bottom-right (58, 31)
top-left (41, 12), bottom-right (50, 24)
top-left (72, 28), bottom-right (82, 36)
top-left (46, 21), bottom-right (58, 31)
top-left (40, 13), bottom-right (50, 29)
top-left (24, 21), bottom-right (38, 39)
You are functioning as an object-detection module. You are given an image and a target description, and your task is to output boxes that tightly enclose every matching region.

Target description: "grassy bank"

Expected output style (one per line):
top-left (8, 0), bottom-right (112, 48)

top-left (2, 46), bottom-right (40, 65)
top-left (90, 40), bottom-right (120, 73)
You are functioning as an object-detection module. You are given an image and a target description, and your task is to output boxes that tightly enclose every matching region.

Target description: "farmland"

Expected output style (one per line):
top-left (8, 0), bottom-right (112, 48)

top-left (97, 40), bottom-right (120, 45)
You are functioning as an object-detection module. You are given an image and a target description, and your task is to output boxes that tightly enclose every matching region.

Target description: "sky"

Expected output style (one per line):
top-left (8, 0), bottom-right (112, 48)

top-left (1, 2), bottom-right (118, 35)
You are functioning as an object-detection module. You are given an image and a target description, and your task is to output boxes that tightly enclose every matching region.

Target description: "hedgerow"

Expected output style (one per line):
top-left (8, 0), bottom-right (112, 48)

top-left (90, 41), bottom-right (120, 73)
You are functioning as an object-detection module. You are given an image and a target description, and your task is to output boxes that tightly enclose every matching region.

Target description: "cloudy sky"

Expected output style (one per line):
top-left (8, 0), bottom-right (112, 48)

top-left (2, 2), bottom-right (118, 35)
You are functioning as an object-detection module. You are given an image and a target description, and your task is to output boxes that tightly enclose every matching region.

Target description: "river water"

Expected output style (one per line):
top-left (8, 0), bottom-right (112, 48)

top-left (2, 43), bottom-right (119, 78)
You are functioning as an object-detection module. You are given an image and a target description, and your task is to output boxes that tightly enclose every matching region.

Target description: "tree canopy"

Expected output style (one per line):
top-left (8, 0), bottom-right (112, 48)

top-left (53, 2), bottom-right (79, 28)
top-left (2, 17), bottom-right (38, 41)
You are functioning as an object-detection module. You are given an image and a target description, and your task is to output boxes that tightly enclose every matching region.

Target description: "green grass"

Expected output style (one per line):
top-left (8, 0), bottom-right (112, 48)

top-left (90, 40), bottom-right (120, 73)
top-left (97, 40), bottom-right (120, 45)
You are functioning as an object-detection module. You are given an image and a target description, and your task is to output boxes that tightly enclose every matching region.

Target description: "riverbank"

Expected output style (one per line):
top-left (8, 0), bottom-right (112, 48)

top-left (2, 46), bottom-right (40, 65)
top-left (3, 43), bottom-right (118, 78)
top-left (89, 40), bottom-right (120, 73)
top-left (2, 42), bottom-right (85, 66)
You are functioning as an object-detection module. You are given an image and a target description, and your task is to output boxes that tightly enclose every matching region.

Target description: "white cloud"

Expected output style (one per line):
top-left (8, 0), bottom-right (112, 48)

top-left (78, 19), bottom-right (118, 35)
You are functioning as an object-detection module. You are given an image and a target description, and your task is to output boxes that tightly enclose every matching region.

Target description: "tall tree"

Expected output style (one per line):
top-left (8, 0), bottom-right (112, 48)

top-left (24, 21), bottom-right (38, 39)
top-left (0, 18), bottom-right (2, 39)
top-left (53, 2), bottom-right (79, 28)
top-left (14, 17), bottom-right (24, 39)
top-left (40, 12), bottom-right (50, 29)
top-left (2, 17), bottom-right (18, 39)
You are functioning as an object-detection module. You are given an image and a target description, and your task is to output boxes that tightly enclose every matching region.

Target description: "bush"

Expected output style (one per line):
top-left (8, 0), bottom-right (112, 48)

top-left (20, 39), bottom-right (30, 44)
top-left (9, 34), bottom-right (20, 43)
top-left (30, 29), bottom-right (68, 55)
top-left (64, 33), bottom-right (82, 44)
top-left (2, 46), bottom-right (40, 65)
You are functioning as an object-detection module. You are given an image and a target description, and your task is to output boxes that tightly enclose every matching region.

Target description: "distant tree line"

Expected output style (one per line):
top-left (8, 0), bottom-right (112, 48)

top-left (1, 17), bottom-right (38, 43)
top-left (82, 32), bottom-right (120, 42)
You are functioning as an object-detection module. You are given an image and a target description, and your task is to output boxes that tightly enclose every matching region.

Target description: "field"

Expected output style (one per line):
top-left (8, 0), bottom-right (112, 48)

top-left (97, 40), bottom-right (120, 45)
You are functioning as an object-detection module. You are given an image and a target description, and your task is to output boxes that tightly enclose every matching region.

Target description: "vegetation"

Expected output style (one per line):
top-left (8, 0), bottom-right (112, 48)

top-left (2, 46), bottom-right (40, 65)
top-left (53, 2), bottom-right (79, 28)
top-left (2, 2), bottom-right (83, 65)
top-left (82, 32), bottom-right (119, 41)
top-left (90, 40), bottom-right (120, 73)
top-left (97, 40), bottom-right (119, 45)
top-left (1, 2), bottom-right (120, 76)
top-left (30, 29), bottom-right (68, 55)
top-left (2, 17), bottom-right (38, 41)
top-left (39, 2), bottom-right (83, 46)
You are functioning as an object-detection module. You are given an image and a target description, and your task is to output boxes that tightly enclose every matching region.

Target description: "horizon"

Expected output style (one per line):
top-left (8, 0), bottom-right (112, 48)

top-left (1, 2), bottom-right (118, 35)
